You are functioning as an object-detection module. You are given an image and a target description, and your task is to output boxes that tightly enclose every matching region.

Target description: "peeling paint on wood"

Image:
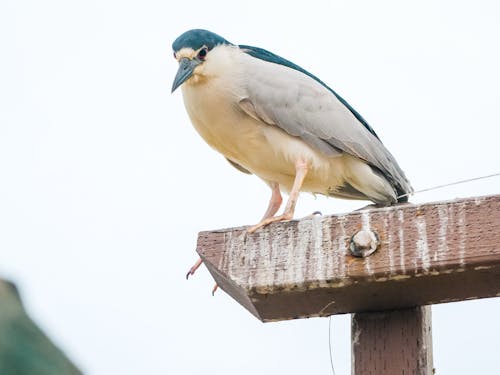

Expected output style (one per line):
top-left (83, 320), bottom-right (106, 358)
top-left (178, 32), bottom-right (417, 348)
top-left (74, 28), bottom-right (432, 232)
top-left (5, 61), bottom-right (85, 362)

top-left (385, 210), bottom-right (396, 275)
top-left (197, 194), bottom-right (500, 322)
top-left (416, 215), bottom-right (430, 272)
top-left (436, 205), bottom-right (449, 262)
top-left (457, 202), bottom-right (467, 267)
top-left (398, 209), bottom-right (406, 274)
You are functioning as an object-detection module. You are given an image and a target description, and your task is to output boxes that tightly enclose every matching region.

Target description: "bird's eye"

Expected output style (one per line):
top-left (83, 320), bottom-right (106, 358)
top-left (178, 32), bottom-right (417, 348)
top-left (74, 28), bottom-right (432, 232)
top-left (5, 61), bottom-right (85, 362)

top-left (173, 52), bottom-right (177, 59)
top-left (197, 48), bottom-right (208, 60)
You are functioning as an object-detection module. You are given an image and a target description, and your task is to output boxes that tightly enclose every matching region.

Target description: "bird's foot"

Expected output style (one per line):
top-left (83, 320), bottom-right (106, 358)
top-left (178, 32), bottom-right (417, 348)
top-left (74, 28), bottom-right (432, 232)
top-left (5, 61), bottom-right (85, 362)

top-left (354, 203), bottom-right (378, 212)
top-left (301, 211), bottom-right (322, 219)
top-left (186, 258), bottom-right (203, 280)
top-left (212, 284), bottom-right (219, 295)
top-left (186, 258), bottom-right (219, 295)
top-left (247, 213), bottom-right (293, 233)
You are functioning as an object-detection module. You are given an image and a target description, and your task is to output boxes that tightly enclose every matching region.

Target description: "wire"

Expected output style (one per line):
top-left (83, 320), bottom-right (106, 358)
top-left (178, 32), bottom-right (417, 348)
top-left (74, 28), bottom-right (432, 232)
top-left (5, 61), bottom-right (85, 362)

top-left (328, 316), bottom-right (336, 375)
top-left (397, 172), bottom-right (500, 200)
top-left (326, 171), bottom-right (500, 374)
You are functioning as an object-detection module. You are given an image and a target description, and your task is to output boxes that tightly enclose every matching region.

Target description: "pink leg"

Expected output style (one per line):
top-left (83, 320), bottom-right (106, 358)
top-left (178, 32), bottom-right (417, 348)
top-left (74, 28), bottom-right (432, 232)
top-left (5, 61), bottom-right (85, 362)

top-left (261, 182), bottom-right (283, 220)
top-left (248, 159), bottom-right (308, 233)
top-left (186, 258), bottom-right (203, 279)
top-left (186, 258), bottom-right (219, 295)
top-left (212, 284), bottom-right (218, 295)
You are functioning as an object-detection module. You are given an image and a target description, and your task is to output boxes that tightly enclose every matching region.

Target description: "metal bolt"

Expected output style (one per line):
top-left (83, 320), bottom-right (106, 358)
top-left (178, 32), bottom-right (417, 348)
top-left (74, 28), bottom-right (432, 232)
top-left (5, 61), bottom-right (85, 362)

top-left (349, 229), bottom-right (380, 258)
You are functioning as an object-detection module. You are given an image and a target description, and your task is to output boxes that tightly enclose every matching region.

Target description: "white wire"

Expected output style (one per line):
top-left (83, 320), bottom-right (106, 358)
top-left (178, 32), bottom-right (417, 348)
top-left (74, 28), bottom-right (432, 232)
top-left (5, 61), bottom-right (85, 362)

top-left (326, 171), bottom-right (500, 374)
top-left (328, 316), bottom-right (336, 375)
top-left (397, 172), bottom-right (500, 200)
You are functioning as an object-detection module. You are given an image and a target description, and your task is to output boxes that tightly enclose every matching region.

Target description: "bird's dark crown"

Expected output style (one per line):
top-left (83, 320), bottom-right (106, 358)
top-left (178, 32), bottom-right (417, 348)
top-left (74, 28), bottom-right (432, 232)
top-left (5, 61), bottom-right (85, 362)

top-left (172, 29), bottom-right (232, 52)
top-left (172, 29), bottom-right (380, 140)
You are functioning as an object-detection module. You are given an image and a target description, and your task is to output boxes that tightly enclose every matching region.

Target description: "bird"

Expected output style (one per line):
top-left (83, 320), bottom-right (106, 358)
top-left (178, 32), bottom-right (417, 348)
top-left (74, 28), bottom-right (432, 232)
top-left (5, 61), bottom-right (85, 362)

top-left (171, 29), bottom-right (412, 284)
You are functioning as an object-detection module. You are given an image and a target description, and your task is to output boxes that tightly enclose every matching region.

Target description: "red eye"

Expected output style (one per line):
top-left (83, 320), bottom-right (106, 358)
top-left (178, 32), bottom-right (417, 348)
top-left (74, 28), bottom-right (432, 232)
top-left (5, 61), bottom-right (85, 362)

top-left (197, 48), bottom-right (208, 60)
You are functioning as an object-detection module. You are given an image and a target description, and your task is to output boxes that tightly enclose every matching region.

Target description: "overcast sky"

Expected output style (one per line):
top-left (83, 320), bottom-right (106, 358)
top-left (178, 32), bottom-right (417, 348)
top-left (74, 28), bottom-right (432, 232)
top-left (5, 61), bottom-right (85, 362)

top-left (1, 0), bottom-right (499, 374)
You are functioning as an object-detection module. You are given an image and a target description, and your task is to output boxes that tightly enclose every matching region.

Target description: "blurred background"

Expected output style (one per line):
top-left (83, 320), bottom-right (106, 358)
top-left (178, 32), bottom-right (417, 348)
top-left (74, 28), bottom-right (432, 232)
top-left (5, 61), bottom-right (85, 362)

top-left (1, 0), bottom-right (499, 374)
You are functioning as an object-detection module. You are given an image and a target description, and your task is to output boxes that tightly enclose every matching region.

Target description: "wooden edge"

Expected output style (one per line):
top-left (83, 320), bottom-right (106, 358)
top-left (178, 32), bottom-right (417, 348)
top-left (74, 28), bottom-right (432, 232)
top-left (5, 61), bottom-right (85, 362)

top-left (196, 194), bottom-right (500, 322)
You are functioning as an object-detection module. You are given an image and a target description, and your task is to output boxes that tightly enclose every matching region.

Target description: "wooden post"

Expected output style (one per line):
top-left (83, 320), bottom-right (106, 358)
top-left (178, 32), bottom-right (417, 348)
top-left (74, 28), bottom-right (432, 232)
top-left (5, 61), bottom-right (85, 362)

top-left (352, 306), bottom-right (433, 375)
top-left (195, 194), bottom-right (500, 373)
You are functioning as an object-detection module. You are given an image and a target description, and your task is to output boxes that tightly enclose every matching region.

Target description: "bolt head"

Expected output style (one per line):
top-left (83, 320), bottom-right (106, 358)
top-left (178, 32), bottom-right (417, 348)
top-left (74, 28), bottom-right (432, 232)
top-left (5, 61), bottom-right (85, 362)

top-left (349, 229), bottom-right (380, 257)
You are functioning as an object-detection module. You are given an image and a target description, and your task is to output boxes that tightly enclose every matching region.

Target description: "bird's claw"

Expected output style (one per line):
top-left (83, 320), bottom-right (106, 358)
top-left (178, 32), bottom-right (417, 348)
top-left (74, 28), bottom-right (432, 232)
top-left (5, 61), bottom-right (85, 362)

top-left (186, 258), bottom-right (219, 295)
top-left (186, 258), bottom-right (203, 280)
top-left (301, 211), bottom-right (323, 220)
top-left (211, 284), bottom-right (219, 295)
top-left (247, 213), bottom-right (294, 233)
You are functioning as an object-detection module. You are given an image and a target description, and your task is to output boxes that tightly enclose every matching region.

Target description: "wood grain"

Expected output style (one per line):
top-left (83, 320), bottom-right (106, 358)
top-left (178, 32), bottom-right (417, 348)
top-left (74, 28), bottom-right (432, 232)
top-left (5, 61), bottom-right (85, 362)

top-left (197, 194), bottom-right (500, 322)
top-left (352, 306), bottom-right (433, 375)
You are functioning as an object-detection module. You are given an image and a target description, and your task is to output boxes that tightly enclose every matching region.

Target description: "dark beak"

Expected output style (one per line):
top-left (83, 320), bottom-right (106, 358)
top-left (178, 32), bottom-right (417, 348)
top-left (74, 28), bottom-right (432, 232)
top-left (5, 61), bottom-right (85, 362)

top-left (171, 57), bottom-right (201, 93)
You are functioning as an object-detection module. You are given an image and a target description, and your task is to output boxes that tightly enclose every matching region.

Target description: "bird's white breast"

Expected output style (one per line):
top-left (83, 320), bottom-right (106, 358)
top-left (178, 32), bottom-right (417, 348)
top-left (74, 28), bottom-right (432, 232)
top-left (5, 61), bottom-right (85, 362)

top-left (180, 46), bottom-right (347, 193)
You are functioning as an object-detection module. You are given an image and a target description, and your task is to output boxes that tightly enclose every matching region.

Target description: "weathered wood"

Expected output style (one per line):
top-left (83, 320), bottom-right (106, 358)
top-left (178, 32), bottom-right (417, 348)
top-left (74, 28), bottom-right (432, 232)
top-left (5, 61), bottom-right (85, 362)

top-left (352, 306), bottom-right (433, 375)
top-left (197, 194), bottom-right (500, 322)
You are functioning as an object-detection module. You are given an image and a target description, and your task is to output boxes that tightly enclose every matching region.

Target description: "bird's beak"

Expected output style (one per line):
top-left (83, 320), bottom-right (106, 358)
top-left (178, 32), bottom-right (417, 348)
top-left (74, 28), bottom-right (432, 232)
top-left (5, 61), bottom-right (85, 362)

top-left (171, 57), bottom-right (201, 93)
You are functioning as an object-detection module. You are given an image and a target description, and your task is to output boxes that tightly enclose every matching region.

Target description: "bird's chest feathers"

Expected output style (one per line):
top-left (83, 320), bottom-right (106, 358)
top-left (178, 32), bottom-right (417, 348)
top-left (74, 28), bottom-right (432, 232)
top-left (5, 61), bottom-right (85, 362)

top-left (181, 77), bottom-right (261, 161)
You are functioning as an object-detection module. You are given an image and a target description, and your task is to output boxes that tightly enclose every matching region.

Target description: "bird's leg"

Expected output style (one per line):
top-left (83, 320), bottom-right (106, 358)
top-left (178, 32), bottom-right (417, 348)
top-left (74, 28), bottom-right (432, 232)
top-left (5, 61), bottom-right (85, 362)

top-left (186, 258), bottom-right (219, 294)
top-left (261, 182), bottom-right (283, 220)
top-left (278, 158), bottom-right (308, 217)
top-left (207, 183), bottom-right (282, 294)
top-left (186, 258), bottom-right (203, 279)
top-left (212, 284), bottom-right (219, 295)
top-left (248, 159), bottom-right (308, 233)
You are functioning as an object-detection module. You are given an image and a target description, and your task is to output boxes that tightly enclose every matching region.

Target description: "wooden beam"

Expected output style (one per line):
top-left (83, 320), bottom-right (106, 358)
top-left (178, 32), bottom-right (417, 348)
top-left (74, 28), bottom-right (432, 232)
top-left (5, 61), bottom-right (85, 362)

top-left (197, 194), bottom-right (500, 322)
top-left (352, 306), bottom-right (433, 375)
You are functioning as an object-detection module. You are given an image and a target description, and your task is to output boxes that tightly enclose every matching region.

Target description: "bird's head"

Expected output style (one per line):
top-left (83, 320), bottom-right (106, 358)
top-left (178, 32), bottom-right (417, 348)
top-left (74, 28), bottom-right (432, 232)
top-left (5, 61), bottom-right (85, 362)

top-left (171, 29), bottom-right (232, 93)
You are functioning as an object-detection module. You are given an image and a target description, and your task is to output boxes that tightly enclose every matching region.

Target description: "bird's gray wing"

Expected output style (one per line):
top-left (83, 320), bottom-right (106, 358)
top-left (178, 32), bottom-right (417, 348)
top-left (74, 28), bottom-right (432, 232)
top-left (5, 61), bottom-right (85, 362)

top-left (226, 158), bottom-right (252, 174)
top-left (237, 56), bottom-right (412, 197)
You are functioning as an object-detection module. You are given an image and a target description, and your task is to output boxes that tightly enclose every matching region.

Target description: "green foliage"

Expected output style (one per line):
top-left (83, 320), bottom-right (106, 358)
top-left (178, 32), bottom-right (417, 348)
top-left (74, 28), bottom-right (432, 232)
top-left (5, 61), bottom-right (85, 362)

top-left (0, 281), bottom-right (82, 375)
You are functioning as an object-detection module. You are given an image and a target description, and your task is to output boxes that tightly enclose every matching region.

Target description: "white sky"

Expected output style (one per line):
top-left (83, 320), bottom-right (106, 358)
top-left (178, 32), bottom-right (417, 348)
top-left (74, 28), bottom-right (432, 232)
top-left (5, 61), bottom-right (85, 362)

top-left (1, 0), bottom-right (499, 374)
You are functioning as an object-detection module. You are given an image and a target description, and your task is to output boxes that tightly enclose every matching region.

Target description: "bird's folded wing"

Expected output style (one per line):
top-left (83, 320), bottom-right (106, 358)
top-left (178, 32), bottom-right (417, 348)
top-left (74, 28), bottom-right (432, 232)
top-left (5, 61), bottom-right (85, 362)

top-left (237, 56), bottom-right (411, 194)
top-left (226, 157), bottom-right (252, 174)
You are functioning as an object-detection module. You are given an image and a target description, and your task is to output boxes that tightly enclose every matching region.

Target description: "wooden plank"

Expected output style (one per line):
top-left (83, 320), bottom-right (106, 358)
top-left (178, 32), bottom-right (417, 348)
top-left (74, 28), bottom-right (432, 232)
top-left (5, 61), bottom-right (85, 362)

top-left (352, 306), bottom-right (433, 375)
top-left (197, 194), bottom-right (500, 322)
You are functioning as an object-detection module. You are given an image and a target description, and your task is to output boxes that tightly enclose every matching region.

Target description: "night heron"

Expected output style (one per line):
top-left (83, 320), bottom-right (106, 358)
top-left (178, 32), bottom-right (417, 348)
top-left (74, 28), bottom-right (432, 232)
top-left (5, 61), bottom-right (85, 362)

top-left (171, 29), bottom-right (412, 285)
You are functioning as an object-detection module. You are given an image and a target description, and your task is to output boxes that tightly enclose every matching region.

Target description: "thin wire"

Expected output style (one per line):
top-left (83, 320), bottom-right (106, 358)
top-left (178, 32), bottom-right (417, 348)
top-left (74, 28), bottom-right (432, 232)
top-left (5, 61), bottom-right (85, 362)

top-left (328, 316), bottom-right (336, 375)
top-left (397, 172), bottom-right (500, 200)
top-left (326, 171), bottom-right (500, 373)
